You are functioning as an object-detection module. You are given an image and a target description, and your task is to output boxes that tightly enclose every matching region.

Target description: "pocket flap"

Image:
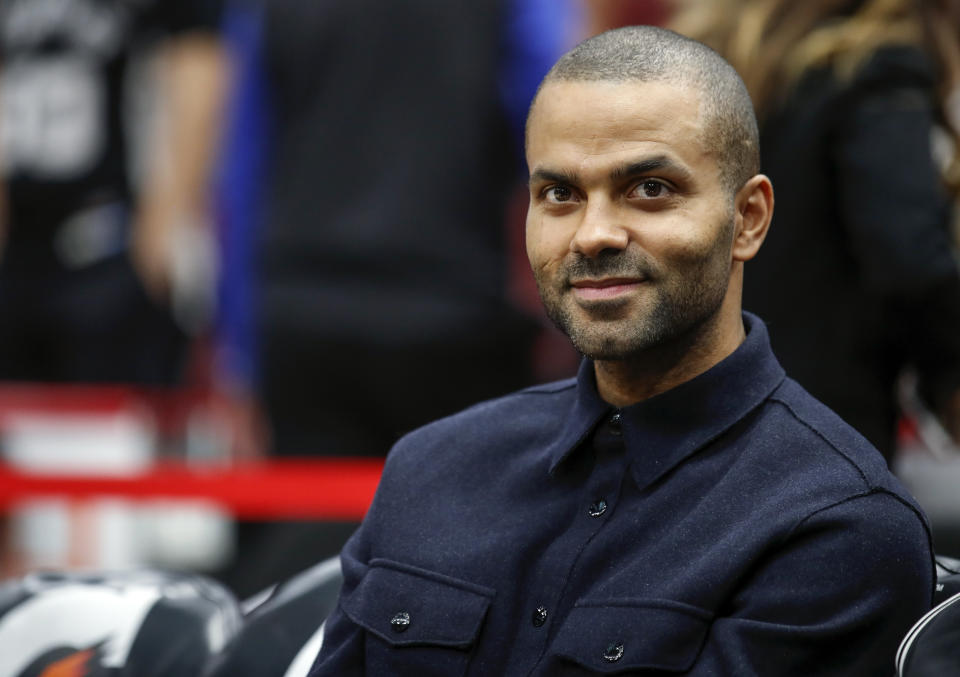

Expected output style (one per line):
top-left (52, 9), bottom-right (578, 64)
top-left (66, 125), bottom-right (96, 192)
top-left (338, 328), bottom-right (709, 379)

top-left (553, 600), bottom-right (711, 673)
top-left (341, 559), bottom-right (494, 649)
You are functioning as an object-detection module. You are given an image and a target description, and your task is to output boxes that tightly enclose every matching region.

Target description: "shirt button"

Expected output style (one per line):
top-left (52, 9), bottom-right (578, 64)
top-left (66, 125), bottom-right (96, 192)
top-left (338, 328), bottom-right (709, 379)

top-left (531, 606), bottom-right (548, 627)
top-left (588, 499), bottom-right (607, 517)
top-left (608, 412), bottom-right (622, 435)
top-left (390, 611), bottom-right (411, 632)
top-left (603, 642), bottom-right (624, 662)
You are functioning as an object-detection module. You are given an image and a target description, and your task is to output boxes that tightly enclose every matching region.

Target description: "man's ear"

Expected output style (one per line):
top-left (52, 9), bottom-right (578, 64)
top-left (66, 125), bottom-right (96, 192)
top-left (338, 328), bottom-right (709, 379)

top-left (732, 174), bottom-right (773, 262)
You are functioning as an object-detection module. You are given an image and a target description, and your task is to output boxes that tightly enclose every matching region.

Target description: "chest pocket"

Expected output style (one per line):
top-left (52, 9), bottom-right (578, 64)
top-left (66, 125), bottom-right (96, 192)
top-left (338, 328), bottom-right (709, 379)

top-left (548, 599), bottom-right (711, 675)
top-left (340, 558), bottom-right (494, 677)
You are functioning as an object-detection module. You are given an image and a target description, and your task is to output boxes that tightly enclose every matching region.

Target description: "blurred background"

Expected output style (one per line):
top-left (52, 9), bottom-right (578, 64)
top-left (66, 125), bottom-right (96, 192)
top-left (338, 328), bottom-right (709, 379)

top-left (0, 0), bottom-right (958, 606)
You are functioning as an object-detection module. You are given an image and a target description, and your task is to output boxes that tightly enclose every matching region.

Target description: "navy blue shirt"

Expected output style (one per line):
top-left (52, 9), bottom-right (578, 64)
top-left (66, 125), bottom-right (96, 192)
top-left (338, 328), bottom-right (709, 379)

top-left (311, 314), bottom-right (934, 676)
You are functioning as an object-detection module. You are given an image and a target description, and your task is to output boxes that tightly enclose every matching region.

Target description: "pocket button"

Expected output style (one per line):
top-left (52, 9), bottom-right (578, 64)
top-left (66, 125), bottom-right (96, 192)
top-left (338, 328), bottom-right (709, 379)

top-left (603, 642), bottom-right (624, 662)
top-left (390, 611), bottom-right (411, 633)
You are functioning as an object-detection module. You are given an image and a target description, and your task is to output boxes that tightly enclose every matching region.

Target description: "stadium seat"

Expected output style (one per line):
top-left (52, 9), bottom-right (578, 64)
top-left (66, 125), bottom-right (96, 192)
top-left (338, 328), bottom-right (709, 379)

top-left (896, 555), bottom-right (960, 676)
top-left (205, 556), bottom-right (343, 677)
top-left (0, 568), bottom-right (243, 676)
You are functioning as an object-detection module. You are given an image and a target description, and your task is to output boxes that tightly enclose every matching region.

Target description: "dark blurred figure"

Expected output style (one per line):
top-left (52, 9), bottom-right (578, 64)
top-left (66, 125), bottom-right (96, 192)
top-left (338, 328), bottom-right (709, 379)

top-left (673, 0), bottom-right (960, 462)
top-left (255, 0), bottom-right (574, 459)
top-left (213, 0), bottom-right (575, 596)
top-left (0, 0), bottom-right (228, 384)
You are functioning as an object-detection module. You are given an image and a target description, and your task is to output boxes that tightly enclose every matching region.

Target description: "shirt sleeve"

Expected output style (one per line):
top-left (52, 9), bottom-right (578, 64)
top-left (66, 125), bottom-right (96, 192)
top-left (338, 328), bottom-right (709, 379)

top-left (306, 529), bottom-right (370, 676)
top-left (307, 442), bottom-right (387, 676)
top-left (691, 491), bottom-right (934, 675)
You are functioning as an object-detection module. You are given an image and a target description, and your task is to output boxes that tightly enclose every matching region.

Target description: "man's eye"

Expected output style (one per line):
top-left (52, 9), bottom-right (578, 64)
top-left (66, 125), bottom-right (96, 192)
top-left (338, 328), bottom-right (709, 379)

top-left (636, 180), bottom-right (668, 198)
top-left (546, 185), bottom-right (573, 203)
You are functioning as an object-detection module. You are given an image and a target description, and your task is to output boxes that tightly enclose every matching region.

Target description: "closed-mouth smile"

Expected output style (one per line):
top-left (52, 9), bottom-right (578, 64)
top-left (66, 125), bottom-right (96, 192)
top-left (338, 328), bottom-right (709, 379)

top-left (569, 277), bottom-right (646, 301)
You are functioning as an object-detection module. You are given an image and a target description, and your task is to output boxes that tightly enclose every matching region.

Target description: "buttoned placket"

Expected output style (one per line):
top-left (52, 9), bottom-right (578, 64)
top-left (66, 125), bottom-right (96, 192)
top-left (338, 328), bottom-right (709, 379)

top-left (515, 410), bottom-right (629, 676)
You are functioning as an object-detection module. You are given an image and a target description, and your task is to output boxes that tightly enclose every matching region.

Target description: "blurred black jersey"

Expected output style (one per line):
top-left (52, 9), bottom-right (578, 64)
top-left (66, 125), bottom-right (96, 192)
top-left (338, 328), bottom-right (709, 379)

top-left (0, 0), bottom-right (222, 240)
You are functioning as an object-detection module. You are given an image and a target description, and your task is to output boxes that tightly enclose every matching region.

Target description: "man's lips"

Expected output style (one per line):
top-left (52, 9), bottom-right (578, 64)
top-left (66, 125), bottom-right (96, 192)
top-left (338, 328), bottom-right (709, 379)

top-left (569, 277), bottom-right (646, 301)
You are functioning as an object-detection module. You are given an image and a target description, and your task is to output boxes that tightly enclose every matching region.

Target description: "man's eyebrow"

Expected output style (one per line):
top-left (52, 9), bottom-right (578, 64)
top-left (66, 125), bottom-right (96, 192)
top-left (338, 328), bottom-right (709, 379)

top-left (529, 157), bottom-right (694, 187)
top-left (528, 167), bottom-right (580, 186)
top-left (612, 156), bottom-right (693, 181)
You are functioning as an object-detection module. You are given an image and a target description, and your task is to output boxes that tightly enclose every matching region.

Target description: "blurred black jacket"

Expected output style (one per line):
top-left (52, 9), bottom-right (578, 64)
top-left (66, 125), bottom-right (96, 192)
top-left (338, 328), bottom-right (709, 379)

top-left (257, 0), bottom-right (529, 348)
top-left (744, 46), bottom-right (960, 460)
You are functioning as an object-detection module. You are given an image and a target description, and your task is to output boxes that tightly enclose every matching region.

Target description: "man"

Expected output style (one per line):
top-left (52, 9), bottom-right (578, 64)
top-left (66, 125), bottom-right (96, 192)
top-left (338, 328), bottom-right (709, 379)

top-left (310, 26), bottom-right (934, 676)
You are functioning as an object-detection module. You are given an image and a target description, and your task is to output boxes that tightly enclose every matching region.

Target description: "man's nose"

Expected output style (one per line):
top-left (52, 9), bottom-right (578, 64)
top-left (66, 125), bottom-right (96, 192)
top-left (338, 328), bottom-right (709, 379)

top-left (570, 200), bottom-right (629, 258)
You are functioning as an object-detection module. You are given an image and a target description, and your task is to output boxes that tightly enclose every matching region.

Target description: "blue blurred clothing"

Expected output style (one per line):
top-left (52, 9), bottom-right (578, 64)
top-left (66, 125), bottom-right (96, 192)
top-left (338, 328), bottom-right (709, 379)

top-left (501, 0), bottom-right (579, 151)
top-left (215, 1), bottom-right (269, 386)
top-left (311, 313), bottom-right (933, 676)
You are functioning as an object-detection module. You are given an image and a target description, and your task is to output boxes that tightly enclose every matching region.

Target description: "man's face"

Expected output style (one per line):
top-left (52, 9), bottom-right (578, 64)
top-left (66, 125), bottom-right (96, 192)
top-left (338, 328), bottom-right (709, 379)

top-left (525, 79), bottom-right (738, 361)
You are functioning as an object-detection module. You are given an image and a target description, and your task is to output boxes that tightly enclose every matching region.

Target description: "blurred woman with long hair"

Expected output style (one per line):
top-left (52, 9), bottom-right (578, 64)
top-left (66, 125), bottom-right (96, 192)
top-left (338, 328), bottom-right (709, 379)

top-left (672, 0), bottom-right (960, 462)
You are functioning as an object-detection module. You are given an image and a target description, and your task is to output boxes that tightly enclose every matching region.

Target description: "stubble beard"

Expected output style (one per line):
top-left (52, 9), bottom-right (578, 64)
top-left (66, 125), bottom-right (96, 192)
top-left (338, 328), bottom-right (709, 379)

top-left (536, 220), bottom-right (735, 362)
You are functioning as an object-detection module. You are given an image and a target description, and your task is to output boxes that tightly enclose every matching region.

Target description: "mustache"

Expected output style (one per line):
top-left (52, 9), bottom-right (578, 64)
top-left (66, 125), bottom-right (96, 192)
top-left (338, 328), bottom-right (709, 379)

top-left (562, 249), bottom-right (657, 283)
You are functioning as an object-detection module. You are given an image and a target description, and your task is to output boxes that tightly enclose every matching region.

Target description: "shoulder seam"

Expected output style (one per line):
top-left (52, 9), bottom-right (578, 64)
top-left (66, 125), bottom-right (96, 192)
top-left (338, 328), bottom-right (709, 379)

top-left (768, 392), bottom-right (871, 489)
top-left (791, 489), bottom-right (922, 534)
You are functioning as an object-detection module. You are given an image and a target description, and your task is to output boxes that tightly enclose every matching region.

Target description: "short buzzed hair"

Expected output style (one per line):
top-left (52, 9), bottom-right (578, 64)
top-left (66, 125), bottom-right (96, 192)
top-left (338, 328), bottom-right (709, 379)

top-left (530, 26), bottom-right (760, 193)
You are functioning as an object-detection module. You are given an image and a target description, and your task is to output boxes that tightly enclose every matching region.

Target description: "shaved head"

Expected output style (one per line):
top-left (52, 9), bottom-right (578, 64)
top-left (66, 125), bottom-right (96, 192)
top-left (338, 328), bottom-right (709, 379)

top-left (529, 26), bottom-right (759, 193)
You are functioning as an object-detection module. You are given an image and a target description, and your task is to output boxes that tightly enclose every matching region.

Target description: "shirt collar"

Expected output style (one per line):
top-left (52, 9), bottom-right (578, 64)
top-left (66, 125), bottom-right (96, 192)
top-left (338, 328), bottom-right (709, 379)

top-left (546, 312), bottom-right (786, 489)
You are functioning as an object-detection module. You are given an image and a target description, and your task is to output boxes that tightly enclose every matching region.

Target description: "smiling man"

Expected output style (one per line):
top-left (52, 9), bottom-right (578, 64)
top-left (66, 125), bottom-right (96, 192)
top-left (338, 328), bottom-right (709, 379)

top-left (310, 26), bottom-right (933, 676)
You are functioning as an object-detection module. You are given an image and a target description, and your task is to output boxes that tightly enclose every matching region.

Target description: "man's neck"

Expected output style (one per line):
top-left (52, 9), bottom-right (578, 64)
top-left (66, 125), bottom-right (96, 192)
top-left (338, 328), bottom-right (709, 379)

top-left (593, 315), bottom-right (746, 408)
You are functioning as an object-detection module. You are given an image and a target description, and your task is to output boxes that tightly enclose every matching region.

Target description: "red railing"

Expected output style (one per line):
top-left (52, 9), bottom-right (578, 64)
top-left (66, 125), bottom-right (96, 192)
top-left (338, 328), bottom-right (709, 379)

top-left (0, 458), bottom-right (384, 521)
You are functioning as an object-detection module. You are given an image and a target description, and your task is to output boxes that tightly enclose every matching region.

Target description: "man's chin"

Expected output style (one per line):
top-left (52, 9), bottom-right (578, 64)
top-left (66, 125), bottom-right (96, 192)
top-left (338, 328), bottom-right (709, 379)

top-left (569, 333), bottom-right (648, 361)
top-left (542, 300), bottom-right (658, 358)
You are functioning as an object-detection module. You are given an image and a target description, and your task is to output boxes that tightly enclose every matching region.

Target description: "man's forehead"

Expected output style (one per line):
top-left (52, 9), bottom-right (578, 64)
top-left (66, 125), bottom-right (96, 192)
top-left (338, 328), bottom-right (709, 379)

top-left (531, 78), bottom-right (703, 125)
top-left (527, 79), bottom-right (711, 166)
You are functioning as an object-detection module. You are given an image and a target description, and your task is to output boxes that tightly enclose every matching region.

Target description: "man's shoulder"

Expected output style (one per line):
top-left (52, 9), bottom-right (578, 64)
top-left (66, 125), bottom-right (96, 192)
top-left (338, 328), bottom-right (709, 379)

top-left (385, 376), bottom-right (578, 468)
top-left (414, 376), bottom-right (577, 439)
top-left (765, 377), bottom-right (915, 497)
top-left (745, 378), bottom-right (932, 578)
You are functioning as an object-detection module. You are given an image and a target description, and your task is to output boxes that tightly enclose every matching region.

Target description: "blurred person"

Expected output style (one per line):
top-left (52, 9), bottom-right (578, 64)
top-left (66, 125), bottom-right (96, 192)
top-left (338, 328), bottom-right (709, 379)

top-left (672, 0), bottom-right (960, 463)
top-left (253, 0), bottom-right (575, 460)
top-left (0, 0), bottom-right (228, 384)
top-left (310, 26), bottom-right (933, 676)
top-left (212, 0), bottom-right (578, 597)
